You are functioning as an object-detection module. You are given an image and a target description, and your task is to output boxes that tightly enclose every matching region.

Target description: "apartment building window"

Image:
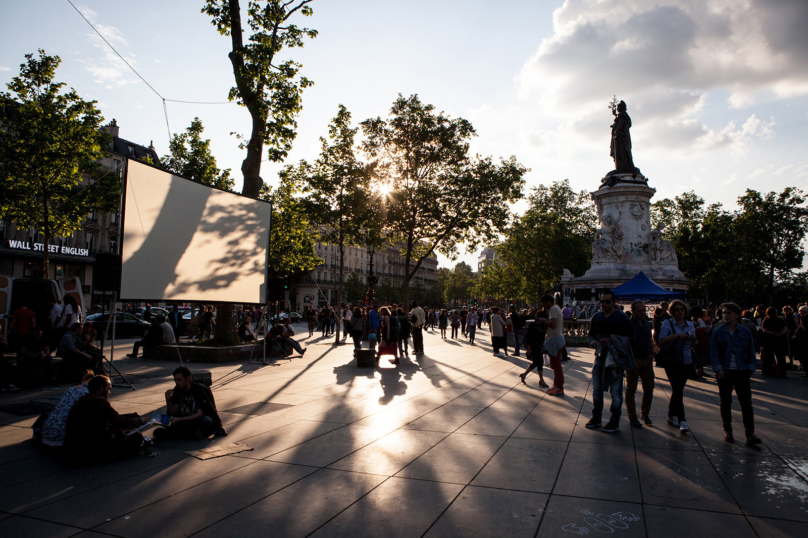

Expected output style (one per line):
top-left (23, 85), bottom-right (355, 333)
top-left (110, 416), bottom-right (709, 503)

top-left (0, 220), bottom-right (6, 241)
top-left (109, 235), bottom-right (118, 253)
top-left (87, 208), bottom-right (97, 222)
top-left (87, 233), bottom-right (95, 252)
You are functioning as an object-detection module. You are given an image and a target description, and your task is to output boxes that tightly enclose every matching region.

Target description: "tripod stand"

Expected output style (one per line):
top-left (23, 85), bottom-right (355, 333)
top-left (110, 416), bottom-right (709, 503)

top-left (98, 292), bottom-right (136, 390)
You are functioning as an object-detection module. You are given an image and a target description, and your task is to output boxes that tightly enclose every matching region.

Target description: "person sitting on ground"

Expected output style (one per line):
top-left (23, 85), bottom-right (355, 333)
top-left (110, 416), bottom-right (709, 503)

top-left (64, 375), bottom-right (145, 465)
top-left (42, 370), bottom-right (95, 447)
top-left (238, 318), bottom-right (256, 342)
top-left (127, 317), bottom-right (171, 358)
top-left (0, 335), bottom-right (19, 391)
top-left (268, 321), bottom-right (307, 356)
top-left (59, 323), bottom-right (102, 380)
top-left (78, 322), bottom-right (101, 355)
top-left (153, 366), bottom-right (227, 439)
top-left (16, 328), bottom-right (57, 387)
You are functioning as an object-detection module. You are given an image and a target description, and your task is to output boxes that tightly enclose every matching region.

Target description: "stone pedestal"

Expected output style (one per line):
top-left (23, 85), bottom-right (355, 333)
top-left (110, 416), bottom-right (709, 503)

top-left (561, 172), bottom-right (689, 299)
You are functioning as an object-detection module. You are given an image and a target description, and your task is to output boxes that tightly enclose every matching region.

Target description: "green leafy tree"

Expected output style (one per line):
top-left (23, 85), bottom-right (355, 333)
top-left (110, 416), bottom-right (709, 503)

top-left (377, 278), bottom-right (401, 304)
top-left (736, 188), bottom-right (808, 301)
top-left (203, 0), bottom-right (317, 197)
top-left (361, 94), bottom-right (527, 308)
top-left (475, 180), bottom-right (596, 304)
top-left (444, 262), bottom-right (476, 304)
top-left (0, 51), bottom-right (118, 275)
top-left (261, 173), bottom-right (321, 274)
top-left (162, 117), bottom-right (234, 190)
top-left (292, 105), bottom-right (373, 340)
top-left (344, 273), bottom-right (365, 303)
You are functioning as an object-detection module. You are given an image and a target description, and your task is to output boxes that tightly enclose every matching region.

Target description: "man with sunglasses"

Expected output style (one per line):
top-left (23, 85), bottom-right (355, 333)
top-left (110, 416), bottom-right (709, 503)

top-left (587, 291), bottom-right (633, 432)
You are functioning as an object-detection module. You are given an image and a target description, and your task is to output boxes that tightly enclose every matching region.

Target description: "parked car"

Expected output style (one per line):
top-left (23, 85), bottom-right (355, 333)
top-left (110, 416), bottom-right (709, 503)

top-left (86, 312), bottom-right (151, 338)
top-left (131, 307), bottom-right (168, 319)
top-left (270, 312), bottom-right (301, 323)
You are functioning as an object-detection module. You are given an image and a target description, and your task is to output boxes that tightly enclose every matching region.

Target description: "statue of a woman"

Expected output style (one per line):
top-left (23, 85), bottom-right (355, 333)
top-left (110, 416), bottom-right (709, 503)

top-left (610, 101), bottom-right (638, 173)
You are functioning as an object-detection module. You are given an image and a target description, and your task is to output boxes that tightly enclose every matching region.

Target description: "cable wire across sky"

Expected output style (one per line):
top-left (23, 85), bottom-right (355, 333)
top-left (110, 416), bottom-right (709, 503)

top-left (66, 0), bottom-right (234, 144)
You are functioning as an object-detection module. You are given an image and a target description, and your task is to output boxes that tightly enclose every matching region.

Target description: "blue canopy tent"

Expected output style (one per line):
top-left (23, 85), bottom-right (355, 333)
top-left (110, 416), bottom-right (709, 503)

top-left (611, 271), bottom-right (685, 301)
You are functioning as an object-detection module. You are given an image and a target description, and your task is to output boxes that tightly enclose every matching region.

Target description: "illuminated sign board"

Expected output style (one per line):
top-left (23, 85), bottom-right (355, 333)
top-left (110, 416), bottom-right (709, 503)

top-left (4, 240), bottom-right (91, 257)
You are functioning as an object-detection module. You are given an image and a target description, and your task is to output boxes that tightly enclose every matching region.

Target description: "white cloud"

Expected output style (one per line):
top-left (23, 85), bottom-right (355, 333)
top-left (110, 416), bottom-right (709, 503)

top-left (75, 5), bottom-right (140, 89)
top-left (514, 0), bottom-right (806, 153)
top-left (0, 66), bottom-right (10, 72)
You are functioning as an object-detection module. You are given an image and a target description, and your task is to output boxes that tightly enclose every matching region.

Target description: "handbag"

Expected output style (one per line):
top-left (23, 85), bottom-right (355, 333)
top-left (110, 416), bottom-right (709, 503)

top-left (654, 319), bottom-right (682, 368)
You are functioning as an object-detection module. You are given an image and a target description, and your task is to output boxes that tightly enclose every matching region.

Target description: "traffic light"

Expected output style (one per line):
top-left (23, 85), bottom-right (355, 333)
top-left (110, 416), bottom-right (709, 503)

top-left (283, 274), bottom-right (291, 291)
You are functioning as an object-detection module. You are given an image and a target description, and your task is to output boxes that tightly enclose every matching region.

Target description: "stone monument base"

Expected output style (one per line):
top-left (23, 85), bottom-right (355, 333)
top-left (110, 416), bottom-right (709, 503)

top-left (561, 171), bottom-right (689, 303)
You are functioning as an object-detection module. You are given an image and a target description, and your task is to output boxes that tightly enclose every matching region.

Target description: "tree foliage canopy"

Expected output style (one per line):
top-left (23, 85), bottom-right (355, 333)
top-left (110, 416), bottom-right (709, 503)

top-left (0, 50), bottom-right (119, 273)
top-left (651, 187), bottom-right (808, 305)
top-left (361, 94), bottom-right (527, 306)
top-left (162, 117), bottom-right (234, 190)
top-left (474, 180), bottom-right (596, 303)
top-left (203, 0), bottom-right (317, 197)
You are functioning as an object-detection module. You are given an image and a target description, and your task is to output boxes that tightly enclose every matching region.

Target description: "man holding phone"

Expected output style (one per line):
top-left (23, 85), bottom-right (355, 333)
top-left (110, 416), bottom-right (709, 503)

top-left (153, 366), bottom-right (227, 439)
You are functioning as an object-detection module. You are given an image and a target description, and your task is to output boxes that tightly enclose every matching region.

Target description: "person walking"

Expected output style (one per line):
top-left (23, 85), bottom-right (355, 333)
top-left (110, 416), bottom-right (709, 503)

top-left (538, 295), bottom-right (565, 396)
top-left (490, 307), bottom-right (508, 357)
top-left (450, 310), bottom-right (460, 339)
top-left (508, 306), bottom-right (525, 357)
top-left (519, 316), bottom-right (550, 388)
top-left (761, 307), bottom-right (788, 377)
top-left (710, 302), bottom-right (761, 445)
top-left (396, 308), bottom-right (412, 356)
top-left (349, 307), bottom-right (365, 350)
top-left (587, 291), bottom-right (633, 433)
top-left (626, 300), bottom-right (655, 427)
top-left (306, 305), bottom-right (316, 337)
top-left (658, 299), bottom-right (697, 434)
top-left (466, 307), bottom-right (479, 345)
top-left (439, 309), bottom-right (448, 339)
top-left (410, 301), bottom-right (426, 355)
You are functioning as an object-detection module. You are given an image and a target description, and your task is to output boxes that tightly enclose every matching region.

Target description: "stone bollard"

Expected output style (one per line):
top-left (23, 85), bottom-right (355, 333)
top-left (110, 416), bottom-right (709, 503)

top-left (191, 370), bottom-right (212, 387)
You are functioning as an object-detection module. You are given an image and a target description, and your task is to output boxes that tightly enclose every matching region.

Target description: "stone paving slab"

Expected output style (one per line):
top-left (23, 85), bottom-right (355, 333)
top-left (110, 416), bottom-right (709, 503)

top-left (0, 325), bottom-right (806, 537)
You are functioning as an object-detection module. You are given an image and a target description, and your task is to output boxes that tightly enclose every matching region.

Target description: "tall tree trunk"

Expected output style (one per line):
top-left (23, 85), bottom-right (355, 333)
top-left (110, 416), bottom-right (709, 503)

top-left (335, 230), bottom-right (344, 345)
top-left (214, 303), bottom-right (239, 346)
top-left (226, 0), bottom-right (266, 199)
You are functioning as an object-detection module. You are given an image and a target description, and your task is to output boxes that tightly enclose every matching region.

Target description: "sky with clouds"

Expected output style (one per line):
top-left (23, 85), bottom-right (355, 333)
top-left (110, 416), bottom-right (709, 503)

top-left (2, 0), bottom-right (807, 270)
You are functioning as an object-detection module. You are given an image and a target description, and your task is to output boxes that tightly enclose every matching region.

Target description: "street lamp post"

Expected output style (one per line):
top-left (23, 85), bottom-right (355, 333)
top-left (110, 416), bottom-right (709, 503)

top-left (366, 243), bottom-right (377, 305)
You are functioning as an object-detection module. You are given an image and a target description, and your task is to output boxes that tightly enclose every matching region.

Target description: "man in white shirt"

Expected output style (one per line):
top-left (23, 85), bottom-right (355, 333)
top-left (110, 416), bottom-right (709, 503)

top-left (342, 304), bottom-right (352, 342)
top-left (539, 295), bottom-right (566, 396)
top-left (159, 315), bottom-right (176, 345)
top-left (410, 301), bottom-right (426, 355)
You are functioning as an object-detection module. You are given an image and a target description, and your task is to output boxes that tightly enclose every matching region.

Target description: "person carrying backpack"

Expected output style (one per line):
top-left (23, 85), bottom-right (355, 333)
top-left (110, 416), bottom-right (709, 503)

top-left (396, 308), bottom-right (412, 356)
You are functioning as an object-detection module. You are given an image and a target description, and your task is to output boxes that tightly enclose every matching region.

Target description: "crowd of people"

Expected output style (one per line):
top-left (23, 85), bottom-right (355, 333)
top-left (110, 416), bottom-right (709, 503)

top-left (1, 295), bottom-right (104, 390)
top-left (582, 292), bottom-right (807, 445)
top-left (7, 290), bottom-right (806, 467)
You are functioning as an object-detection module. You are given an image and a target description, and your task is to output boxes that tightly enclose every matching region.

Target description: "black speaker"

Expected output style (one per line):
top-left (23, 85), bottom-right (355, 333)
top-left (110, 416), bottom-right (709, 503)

top-left (93, 253), bottom-right (122, 292)
top-left (267, 277), bottom-right (284, 301)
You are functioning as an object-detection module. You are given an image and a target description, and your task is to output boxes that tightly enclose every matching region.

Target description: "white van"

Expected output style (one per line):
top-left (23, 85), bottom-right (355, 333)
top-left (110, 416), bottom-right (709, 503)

top-left (0, 276), bottom-right (85, 338)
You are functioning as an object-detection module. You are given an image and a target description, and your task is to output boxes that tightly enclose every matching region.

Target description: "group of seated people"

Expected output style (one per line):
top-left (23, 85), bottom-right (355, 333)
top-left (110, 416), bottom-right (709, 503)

top-left (126, 315), bottom-right (175, 358)
top-left (39, 366), bottom-right (227, 465)
top-left (237, 317), bottom-right (306, 359)
top-left (1, 321), bottom-right (104, 390)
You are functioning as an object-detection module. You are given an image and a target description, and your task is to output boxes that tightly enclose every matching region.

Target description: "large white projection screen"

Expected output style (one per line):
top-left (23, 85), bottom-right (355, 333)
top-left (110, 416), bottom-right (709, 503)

top-left (120, 160), bottom-right (271, 304)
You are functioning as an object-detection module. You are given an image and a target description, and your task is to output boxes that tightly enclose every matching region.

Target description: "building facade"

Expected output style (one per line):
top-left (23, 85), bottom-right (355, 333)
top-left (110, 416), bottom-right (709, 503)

top-left (292, 243), bottom-right (439, 310)
top-left (477, 246), bottom-right (499, 272)
top-left (0, 120), bottom-right (159, 308)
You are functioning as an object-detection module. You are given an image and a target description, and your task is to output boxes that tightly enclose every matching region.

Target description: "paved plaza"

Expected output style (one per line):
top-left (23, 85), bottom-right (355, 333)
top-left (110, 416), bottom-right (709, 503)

top-left (1, 325), bottom-right (807, 538)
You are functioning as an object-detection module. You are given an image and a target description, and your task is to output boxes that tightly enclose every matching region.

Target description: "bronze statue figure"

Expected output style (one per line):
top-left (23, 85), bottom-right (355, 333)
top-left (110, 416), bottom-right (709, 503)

top-left (610, 100), bottom-right (638, 173)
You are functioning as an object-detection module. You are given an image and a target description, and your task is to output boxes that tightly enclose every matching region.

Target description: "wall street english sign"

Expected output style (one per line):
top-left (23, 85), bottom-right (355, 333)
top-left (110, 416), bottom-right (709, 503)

top-left (4, 240), bottom-right (91, 257)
